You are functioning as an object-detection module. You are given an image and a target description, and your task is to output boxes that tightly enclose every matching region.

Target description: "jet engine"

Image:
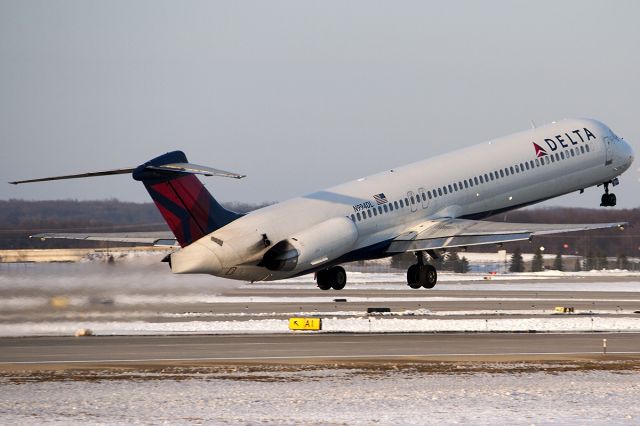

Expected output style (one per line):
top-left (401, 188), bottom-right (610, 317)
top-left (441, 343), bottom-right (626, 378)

top-left (261, 217), bottom-right (358, 272)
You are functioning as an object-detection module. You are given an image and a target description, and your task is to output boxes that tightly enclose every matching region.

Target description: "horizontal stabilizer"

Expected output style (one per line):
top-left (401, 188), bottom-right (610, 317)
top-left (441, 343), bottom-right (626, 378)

top-left (146, 163), bottom-right (245, 179)
top-left (9, 155), bottom-right (245, 185)
top-left (9, 168), bottom-right (135, 185)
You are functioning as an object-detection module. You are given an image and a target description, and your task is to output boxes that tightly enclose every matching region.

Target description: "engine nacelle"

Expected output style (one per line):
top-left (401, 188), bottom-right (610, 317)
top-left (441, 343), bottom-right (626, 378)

top-left (261, 217), bottom-right (358, 272)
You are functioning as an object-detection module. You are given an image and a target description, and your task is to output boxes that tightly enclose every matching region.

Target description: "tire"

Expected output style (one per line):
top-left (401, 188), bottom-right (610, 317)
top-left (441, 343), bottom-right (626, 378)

top-left (422, 265), bottom-right (437, 289)
top-left (316, 270), bottom-right (332, 290)
top-left (330, 266), bottom-right (347, 290)
top-left (407, 264), bottom-right (421, 289)
top-left (609, 193), bottom-right (617, 206)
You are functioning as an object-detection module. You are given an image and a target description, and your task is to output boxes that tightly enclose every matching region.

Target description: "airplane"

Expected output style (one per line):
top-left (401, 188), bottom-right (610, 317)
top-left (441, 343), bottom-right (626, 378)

top-left (10, 118), bottom-right (634, 290)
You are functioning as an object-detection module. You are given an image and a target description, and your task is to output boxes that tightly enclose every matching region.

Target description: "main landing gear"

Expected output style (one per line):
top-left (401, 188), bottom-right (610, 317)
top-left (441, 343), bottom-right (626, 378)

top-left (600, 180), bottom-right (617, 207)
top-left (316, 266), bottom-right (347, 290)
top-left (407, 251), bottom-right (437, 289)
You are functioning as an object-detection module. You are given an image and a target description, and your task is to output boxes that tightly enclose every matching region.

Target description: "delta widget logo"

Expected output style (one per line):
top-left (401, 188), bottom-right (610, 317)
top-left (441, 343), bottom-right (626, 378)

top-left (532, 142), bottom-right (548, 158)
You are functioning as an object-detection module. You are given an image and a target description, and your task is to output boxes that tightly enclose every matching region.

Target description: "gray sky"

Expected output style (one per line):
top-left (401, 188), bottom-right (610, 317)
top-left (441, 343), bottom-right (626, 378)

top-left (1, 1), bottom-right (638, 209)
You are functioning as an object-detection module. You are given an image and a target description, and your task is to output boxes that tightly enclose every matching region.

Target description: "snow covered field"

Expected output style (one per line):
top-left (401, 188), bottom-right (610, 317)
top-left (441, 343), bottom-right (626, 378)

top-left (1, 258), bottom-right (640, 337)
top-left (2, 365), bottom-right (639, 425)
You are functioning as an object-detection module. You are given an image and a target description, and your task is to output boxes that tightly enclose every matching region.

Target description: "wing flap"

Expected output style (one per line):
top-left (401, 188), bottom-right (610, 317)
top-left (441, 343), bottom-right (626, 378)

top-left (386, 218), bottom-right (626, 253)
top-left (30, 232), bottom-right (177, 247)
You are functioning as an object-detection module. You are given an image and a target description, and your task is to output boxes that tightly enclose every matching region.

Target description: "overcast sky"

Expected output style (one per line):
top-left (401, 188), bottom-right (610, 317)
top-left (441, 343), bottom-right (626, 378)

top-left (1, 1), bottom-right (638, 209)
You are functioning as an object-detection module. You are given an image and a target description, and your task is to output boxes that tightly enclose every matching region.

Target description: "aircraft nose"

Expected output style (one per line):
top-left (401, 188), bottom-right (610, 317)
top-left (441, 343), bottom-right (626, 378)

top-left (618, 138), bottom-right (634, 169)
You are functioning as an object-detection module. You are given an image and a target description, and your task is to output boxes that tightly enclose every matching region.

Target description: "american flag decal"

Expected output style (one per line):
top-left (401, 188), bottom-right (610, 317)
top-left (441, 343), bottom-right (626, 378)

top-left (373, 193), bottom-right (388, 205)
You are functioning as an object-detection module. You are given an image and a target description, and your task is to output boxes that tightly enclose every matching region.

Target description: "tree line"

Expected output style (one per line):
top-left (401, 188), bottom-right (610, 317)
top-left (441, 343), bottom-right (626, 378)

top-left (1, 200), bottom-right (638, 258)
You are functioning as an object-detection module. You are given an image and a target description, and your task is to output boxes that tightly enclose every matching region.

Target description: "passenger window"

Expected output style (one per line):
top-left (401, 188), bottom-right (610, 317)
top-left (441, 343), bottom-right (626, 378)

top-left (410, 196), bottom-right (415, 204)
top-left (447, 184), bottom-right (452, 193)
top-left (464, 180), bottom-right (469, 188)
top-left (484, 174), bottom-right (489, 182)
top-left (427, 191), bottom-right (432, 199)
top-left (489, 172), bottom-right (494, 180)
top-left (356, 212), bottom-right (361, 221)
top-left (399, 200), bottom-right (404, 208)
top-left (479, 175), bottom-right (484, 184)
top-left (443, 187), bottom-right (448, 195)
top-left (383, 204), bottom-right (389, 213)
top-left (389, 204), bottom-right (394, 212)
top-left (453, 183), bottom-right (458, 191)
top-left (500, 169), bottom-right (505, 177)
top-left (509, 166), bottom-right (515, 174)
top-left (351, 214), bottom-right (355, 222)
top-left (373, 208), bottom-right (378, 216)
top-left (534, 159), bottom-right (540, 167)
top-left (586, 144), bottom-right (590, 152)
top-left (580, 146), bottom-right (585, 154)
top-left (529, 160), bottom-right (534, 168)
top-left (560, 152), bottom-right (565, 160)
top-left (394, 201), bottom-right (399, 209)
top-left (378, 206), bottom-right (383, 214)
top-left (437, 188), bottom-right (442, 196)
top-left (421, 193), bottom-right (426, 201)
top-left (515, 165), bottom-right (519, 173)
top-left (367, 210), bottom-right (372, 218)
top-left (405, 197), bottom-right (409, 205)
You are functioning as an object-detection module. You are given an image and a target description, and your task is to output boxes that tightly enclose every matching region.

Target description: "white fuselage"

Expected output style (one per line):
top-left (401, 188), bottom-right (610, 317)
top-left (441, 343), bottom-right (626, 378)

top-left (170, 118), bottom-right (634, 281)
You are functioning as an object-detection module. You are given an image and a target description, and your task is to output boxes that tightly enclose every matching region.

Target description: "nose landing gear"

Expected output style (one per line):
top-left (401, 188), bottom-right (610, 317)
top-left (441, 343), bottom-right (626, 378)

top-left (600, 181), bottom-right (617, 207)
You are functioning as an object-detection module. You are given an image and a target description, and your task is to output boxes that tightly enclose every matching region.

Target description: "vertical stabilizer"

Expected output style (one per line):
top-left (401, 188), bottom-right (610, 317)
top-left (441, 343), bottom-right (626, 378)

top-left (132, 151), bottom-right (243, 247)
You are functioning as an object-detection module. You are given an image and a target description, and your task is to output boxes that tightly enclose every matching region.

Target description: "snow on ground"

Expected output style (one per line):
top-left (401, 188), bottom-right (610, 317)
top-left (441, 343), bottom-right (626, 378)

top-left (1, 368), bottom-right (639, 425)
top-left (2, 316), bottom-right (640, 337)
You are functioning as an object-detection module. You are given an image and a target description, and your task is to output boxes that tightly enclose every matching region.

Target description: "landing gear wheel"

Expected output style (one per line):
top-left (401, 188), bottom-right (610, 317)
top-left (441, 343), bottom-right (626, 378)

top-left (422, 265), bottom-right (437, 289)
top-left (600, 182), bottom-right (617, 207)
top-left (316, 270), bottom-right (332, 290)
top-left (316, 266), bottom-right (347, 290)
top-left (407, 264), bottom-right (421, 289)
top-left (407, 263), bottom-right (438, 289)
top-left (600, 192), bottom-right (617, 207)
top-left (330, 266), bottom-right (347, 290)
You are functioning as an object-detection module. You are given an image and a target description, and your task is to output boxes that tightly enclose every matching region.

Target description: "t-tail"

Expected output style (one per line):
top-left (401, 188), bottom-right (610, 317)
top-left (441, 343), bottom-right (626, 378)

top-left (132, 151), bottom-right (243, 247)
top-left (9, 150), bottom-right (245, 247)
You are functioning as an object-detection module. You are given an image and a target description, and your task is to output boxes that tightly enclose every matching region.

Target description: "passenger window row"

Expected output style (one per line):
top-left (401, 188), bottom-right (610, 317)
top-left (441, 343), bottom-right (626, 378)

top-left (349, 143), bottom-right (590, 223)
top-left (426, 144), bottom-right (590, 200)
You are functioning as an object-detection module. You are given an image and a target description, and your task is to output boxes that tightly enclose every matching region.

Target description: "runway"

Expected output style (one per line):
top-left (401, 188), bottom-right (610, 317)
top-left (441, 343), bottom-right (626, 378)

top-left (2, 332), bottom-right (640, 370)
top-left (2, 262), bottom-right (640, 370)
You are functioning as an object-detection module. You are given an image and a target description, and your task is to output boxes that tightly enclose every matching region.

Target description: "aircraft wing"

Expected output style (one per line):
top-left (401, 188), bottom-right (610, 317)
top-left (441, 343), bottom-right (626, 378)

top-left (386, 218), bottom-right (626, 253)
top-left (30, 231), bottom-right (178, 247)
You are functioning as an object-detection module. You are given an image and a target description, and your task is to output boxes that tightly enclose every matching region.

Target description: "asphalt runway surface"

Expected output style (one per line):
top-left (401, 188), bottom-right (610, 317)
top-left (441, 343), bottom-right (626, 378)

top-left (3, 264), bottom-right (640, 370)
top-left (2, 332), bottom-right (640, 370)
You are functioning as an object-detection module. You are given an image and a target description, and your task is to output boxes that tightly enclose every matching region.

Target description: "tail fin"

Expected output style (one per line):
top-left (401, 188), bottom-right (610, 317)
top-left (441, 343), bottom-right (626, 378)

top-left (132, 151), bottom-right (243, 247)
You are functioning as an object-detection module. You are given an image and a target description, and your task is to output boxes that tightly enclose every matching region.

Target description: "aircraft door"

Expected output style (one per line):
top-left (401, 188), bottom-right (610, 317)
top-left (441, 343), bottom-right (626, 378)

top-left (417, 187), bottom-right (429, 210)
top-left (407, 191), bottom-right (418, 212)
top-left (604, 136), bottom-right (613, 165)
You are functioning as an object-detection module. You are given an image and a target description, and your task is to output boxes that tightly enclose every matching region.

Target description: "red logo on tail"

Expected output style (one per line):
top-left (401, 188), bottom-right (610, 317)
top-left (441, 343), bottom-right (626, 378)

top-left (532, 142), bottom-right (547, 158)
